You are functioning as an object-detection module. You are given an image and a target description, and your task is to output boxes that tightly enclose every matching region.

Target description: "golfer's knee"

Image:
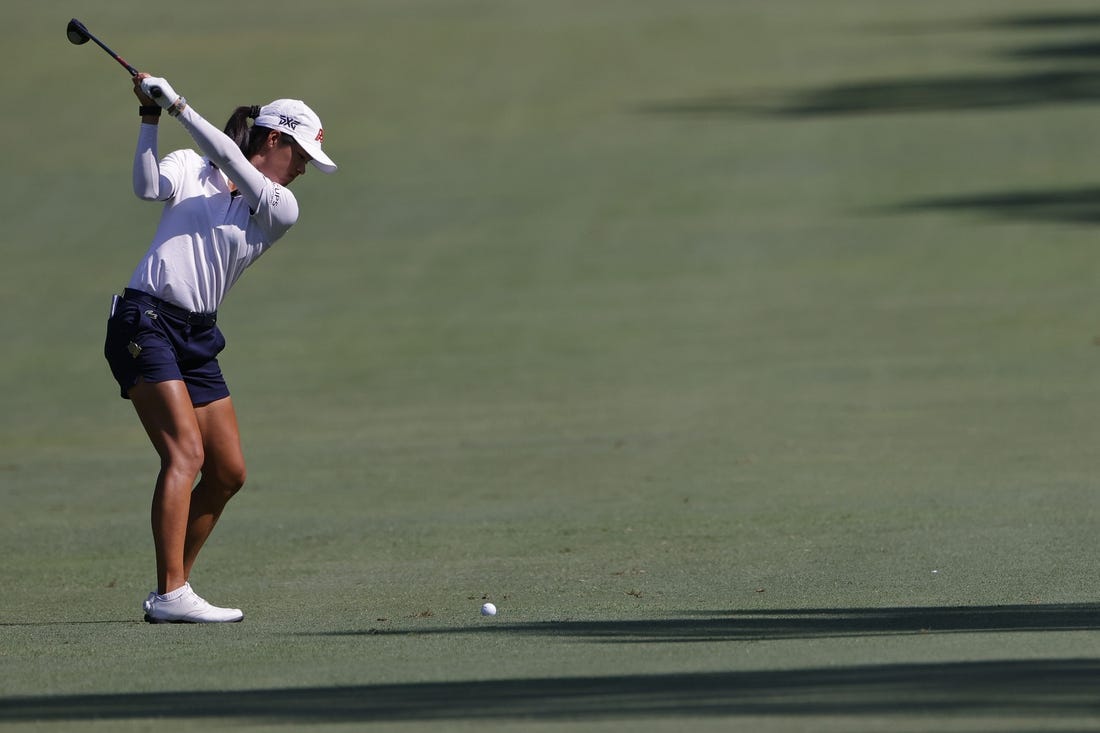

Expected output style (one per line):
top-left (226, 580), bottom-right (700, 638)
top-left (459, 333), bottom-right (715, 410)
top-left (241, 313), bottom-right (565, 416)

top-left (225, 464), bottom-right (246, 495)
top-left (206, 461), bottom-right (246, 498)
top-left (163, 440), bottom-right (205, 482)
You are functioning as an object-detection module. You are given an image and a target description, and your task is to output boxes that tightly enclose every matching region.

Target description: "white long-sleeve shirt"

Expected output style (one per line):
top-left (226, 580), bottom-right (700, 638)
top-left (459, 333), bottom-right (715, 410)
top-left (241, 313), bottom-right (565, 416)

top-left (127, 105), bottom-right (299, 313)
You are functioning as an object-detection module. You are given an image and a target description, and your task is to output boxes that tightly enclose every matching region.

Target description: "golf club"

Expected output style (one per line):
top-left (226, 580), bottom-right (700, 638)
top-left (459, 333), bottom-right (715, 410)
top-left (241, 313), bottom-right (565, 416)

top-left (66, 18), bottom-right (161, 97)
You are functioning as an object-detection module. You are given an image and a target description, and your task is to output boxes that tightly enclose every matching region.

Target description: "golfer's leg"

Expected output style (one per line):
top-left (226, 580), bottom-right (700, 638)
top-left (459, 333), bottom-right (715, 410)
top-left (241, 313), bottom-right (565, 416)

top-left (183, 396), bottom-right (246, 579)
top-left (129, 380), bottom-right (205, 595)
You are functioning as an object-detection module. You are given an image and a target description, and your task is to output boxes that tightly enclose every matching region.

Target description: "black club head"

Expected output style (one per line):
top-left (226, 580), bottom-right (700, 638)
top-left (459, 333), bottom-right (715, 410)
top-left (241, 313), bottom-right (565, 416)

top-left (66, 19), bottom-right (90, 45)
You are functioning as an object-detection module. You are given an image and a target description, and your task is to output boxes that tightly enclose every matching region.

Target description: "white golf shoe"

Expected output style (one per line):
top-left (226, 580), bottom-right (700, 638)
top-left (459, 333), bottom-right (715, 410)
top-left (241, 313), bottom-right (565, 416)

top-left (143, 583), bottom-right (244, 624)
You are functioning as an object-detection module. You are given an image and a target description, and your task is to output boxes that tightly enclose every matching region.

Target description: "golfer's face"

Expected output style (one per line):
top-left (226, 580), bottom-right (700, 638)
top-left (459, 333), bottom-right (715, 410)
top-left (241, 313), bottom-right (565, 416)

top-left (270, 139), bottom-right (311, 186)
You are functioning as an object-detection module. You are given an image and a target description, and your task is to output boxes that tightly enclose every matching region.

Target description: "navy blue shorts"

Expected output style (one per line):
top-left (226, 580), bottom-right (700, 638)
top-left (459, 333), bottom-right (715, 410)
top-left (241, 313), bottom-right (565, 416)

top-left (104, 289), bottom-right (230, 405)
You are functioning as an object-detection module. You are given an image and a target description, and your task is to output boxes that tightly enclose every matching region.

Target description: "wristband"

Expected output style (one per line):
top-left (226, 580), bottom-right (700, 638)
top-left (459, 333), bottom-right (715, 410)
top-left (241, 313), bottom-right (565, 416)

top-left (139, 105), bottom-right (162, 117)
top-left (167, 96), bottom-right (187, 118)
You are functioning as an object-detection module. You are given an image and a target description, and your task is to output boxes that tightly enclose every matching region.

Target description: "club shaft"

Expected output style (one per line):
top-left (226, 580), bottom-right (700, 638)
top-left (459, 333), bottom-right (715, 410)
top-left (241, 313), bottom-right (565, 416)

top-left (74, 19), bottom-right (139, 76)
top-left (89, 35), bottom-right (139, 76)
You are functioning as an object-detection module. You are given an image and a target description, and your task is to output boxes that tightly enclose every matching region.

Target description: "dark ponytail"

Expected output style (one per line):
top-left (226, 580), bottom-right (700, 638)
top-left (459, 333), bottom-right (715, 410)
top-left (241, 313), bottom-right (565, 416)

top-left (223, 105), bottom-right (276, 158)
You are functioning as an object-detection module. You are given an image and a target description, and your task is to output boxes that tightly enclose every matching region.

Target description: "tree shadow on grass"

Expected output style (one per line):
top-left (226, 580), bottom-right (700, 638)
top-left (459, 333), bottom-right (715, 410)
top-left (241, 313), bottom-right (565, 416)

top-left (878, 11), bottom-right (1100, 35)
top-left (3, 659), bottom-right (1100, 724)
top-left (989, 12), bottom-right (1100, 30)
top-left (637, 70), bottom-right (1100, 118)
top-left (337, 603), bottom-right (1100, 644)
top-left (892, 186), bottom-right (1100, 225)
top-left (639, 10), bottom-right (1100, 119)
top-left (1008, 40), bottom-right (1100, 61)
top-left (5, 605), bottom-right (1100, 724)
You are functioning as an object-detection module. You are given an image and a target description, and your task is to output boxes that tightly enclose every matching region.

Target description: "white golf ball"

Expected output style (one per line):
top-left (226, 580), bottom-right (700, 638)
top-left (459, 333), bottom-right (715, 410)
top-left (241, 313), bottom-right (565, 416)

top-left (480, 602), bottom-right (497, 616)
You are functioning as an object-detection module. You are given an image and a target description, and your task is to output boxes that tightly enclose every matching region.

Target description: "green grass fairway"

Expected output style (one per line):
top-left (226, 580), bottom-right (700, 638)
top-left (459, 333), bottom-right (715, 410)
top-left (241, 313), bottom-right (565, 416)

top-left (5, 1), bottom-right (1100, 730)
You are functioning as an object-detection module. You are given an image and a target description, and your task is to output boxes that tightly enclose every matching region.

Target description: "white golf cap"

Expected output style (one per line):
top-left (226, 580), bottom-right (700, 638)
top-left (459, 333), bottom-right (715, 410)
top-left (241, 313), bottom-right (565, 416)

top-left (254, 99), bottom-right (336, 173)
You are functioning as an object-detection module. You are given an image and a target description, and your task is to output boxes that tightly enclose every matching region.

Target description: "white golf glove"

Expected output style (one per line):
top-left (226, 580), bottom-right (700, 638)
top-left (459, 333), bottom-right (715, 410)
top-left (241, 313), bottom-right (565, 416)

top-left (140, 76), bottom-right (182, 111)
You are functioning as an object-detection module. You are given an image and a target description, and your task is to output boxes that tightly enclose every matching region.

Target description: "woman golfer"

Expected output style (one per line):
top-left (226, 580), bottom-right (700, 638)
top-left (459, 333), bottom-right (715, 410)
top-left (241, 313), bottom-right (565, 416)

top-left (104, 73), bottom-right (335, 622)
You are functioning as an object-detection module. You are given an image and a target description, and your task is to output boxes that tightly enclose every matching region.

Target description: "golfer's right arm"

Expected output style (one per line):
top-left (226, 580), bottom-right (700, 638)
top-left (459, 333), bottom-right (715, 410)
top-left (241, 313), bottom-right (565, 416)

top-left (133, 125), bottom-right (176, 201)
top-left (132, 75), bottom-right (175, 202)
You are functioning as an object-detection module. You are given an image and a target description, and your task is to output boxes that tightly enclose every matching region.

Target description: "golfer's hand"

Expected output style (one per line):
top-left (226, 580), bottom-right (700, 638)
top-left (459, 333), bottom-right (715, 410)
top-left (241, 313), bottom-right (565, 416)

top-left (139, 75), bottom-right (181, 110)
top-left (132, 73), bottom-right (157, 106)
